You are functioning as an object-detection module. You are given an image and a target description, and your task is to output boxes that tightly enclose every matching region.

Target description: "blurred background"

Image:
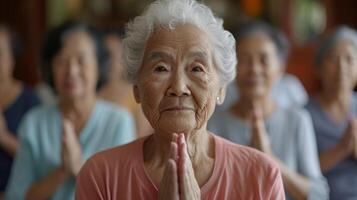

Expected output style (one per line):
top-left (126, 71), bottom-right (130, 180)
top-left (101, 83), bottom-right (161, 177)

top-left (0, 0), bottom-right (356, 94)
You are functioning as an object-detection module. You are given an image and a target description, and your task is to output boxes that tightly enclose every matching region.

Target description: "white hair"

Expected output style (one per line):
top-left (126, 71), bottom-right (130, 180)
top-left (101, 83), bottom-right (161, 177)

top-left (122, 0), bottom-right (237, 86)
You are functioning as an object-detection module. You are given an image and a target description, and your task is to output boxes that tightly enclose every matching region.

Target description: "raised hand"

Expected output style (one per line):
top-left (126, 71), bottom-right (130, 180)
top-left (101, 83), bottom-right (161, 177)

top-left (340, 118), bottom-right (357, 159)
top-left (158, 134), bottom-right (180, 200)
top-left (250, 106), bottom-right (272, 155)
top-left (61, 118), bottom-right (83, 176)
top-left (158, 133), bottom-right (201, 200)
top-left (177, 134), bottom-right (201, 200)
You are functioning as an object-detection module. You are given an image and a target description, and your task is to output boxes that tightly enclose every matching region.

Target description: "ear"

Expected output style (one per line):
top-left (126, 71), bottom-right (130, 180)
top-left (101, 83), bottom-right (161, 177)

top-left (216, 87), bottom-right (226, 105)
top-left (133, 85), bottom-right (141, 103)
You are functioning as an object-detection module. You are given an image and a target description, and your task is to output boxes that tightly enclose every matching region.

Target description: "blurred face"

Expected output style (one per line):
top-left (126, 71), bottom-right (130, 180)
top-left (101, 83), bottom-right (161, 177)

top-left (134, 24), bottom-right (224, 136)
top-left (104, 34), bottom-right (123, 81)
top-left (320, 40), bottom-right (357, 93)
top-left (0, 30), bottom-right (14, 81)
top-left (236, 33), bottom-right (282, 100)
top-left (52, 31), bottom-right (98, 100)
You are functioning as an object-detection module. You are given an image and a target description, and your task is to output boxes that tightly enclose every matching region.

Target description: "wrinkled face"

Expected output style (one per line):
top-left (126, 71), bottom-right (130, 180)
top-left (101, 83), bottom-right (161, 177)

top-left (52, 31), bottom-right (98, 100)
top-left (104, 34), bottom-right (123, 81)
top-left (320, 40), bottom-right (357, 93)
top-left (0, 30), bottom-right (14, 81)
top-left (236, 33), bottom-right (282, 99)
top-left (134, 24), bottom-right (224, 136)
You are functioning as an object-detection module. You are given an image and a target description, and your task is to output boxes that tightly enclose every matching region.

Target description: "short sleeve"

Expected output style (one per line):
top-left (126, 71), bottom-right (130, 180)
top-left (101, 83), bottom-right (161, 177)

top-left (75, 158), bottom-right (105, 200)
top-left (5, 113), bottom-right (37, 200)
top-left (296, 110), bottom-right (329, 200)
top-left (266, 166), bottom-right (285, 200)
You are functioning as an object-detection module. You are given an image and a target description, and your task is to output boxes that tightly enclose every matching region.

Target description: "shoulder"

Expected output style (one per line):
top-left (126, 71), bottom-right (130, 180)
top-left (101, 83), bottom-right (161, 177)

top-left (216, 136), bottom-right (282, 193)
top-left (81, 137), bottom-right (145, 172)
top-left (96, 100), bottom-right (133, 120)
top-left (21, 85), bottom-right (41, 104)
top-left (18, 104), bottom-right (58, 138)
top-left (24, 104), bottom-right (57, 118)
top-left (21, 104), bottom-right (57, 124)
top-left (216, 136), bottom-right (279, 173)
top-left (276, 106), bottom-right (311, 124)
top-left (22, 85), bottom-right (39, 97)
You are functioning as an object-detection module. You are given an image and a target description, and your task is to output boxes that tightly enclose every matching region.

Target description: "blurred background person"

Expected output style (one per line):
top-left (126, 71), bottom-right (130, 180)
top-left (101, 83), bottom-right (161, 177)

top-left (208, 21), bottom-right (328, 200)
top-left (0, 25), bottom-right (40, 198)
top-left (215, 22), bottom-right (307, 113)
top-left (305, 26), bottom-right (357, 200)
top-left (98, 29), bottom-right (152, 137)
top-left (5, 22), bottom-right (135, 200)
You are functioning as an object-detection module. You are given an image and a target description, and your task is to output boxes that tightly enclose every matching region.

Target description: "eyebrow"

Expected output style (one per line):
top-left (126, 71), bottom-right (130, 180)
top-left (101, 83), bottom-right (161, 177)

top-left (145, 50), bottom-right (210, 63)
top-left (187, 51), bottom-right (209, 60)
top-left (146, 51), bottom-right (173, 61)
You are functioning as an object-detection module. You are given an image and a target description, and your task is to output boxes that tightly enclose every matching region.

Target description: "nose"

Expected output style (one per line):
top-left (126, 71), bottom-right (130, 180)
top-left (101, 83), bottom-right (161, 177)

top-left (250, 58), bottom-right (263, 75)
top-left (166, 71), bottom-right (191, 97)
top-left (66, 58), bottom-right (80, 77)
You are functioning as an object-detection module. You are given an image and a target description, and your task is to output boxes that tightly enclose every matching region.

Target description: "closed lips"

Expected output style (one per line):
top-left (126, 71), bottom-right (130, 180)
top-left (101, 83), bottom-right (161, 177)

top-left (163, 107), bottom-right (195, 112)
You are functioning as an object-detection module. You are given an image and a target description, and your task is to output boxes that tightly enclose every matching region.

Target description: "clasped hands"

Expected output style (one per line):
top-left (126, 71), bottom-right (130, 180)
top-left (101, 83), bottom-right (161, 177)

top-left (61, 118), bottom-right (83, 176)
top-left (158, 133), bottom-right (201, 200)
top-left (250, 107), bottom-right (273, 155)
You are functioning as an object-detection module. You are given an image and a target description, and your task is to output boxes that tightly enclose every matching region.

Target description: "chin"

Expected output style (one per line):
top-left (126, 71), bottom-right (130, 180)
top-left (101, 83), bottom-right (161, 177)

top-left (157, 115), bottom-right (197, 134)
top-left (61, 92), bottom-right (86, 101)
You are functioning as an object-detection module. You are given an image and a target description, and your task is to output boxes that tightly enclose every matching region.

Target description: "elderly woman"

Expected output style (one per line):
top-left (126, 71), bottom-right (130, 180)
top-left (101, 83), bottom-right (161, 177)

top-left (75, 0), bottom-right (285, 199)
top-left (0, 25), bottom-right (40, 197)
top-left (208, 22), bottom-right (329, 200)
top-left (5, 22), bottom-right (135, 200)
top-left (305, 26), bottom-right (357, 199)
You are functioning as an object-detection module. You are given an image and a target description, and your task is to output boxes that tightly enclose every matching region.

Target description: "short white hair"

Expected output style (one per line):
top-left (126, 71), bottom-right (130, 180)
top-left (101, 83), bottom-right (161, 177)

top-left (122, 0), bottom-right (237, 86)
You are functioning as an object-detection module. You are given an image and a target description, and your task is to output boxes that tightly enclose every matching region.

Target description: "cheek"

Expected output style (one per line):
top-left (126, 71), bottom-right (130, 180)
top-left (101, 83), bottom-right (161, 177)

top-left (53, 69), bottom-right (64, 88)
top-left (0, 58), bottom-right (13, 75)
top-left (138, 79), bottom-right (166, 128)
top-left (83, 64), bottom-right (98, 87)
top-left (191, 74), bottom-right (219, 128)
top-left (265, 68), bottom-right (279, 85)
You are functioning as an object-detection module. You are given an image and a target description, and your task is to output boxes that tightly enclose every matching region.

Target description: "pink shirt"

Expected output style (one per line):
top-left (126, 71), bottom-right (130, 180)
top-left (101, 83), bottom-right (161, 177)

top-left (76, 135), bottom-right (285, 200)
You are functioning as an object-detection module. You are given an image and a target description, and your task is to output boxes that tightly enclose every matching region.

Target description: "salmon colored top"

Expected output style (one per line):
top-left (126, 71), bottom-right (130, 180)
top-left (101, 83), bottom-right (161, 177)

top-left (76, 134), bottom-right (285, 200)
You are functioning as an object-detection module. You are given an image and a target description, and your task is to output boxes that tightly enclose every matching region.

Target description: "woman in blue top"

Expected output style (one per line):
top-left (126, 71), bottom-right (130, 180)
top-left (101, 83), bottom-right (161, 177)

top-left (208, 21), bottom-right (328, 200)
top-left (305, 26), bottom-right (357, 200)
top-left (0, 25), bottom-right (40, 197)
top-left (5, 22), bottom-right (135, 200)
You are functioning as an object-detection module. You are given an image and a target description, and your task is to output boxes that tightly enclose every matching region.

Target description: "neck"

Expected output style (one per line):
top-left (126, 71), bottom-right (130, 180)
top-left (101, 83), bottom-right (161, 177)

top-left (232, 95), bottom-right (275, 120)
top-left (318, 88), bottom-right (352, 115)
top-left (144, 126), bottom-right (213, 167)
top-left (59, 94), bottom-right (96, 121)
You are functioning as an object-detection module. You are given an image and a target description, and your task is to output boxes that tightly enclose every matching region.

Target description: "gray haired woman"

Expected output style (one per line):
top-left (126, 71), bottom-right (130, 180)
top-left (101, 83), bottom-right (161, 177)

top-left (208, 21), bottom-right (329, 200)
top-left (305, 26), bottom-right (357, 200)
top-left (75, 0), bottom-right (285, 199)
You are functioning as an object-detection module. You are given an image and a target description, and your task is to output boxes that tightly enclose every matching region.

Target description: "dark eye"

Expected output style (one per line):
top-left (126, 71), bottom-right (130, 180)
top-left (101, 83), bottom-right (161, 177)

top-left (78, 55), bottom-right (86, 65)
top-left (346, 55), bottom-right (353, 64)
top-left (260, 54), bottom-right (269, 66)
top-left (154, 64), bottom-right (169, 72)
top-left (192, 65), bottom-right (204, 72)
